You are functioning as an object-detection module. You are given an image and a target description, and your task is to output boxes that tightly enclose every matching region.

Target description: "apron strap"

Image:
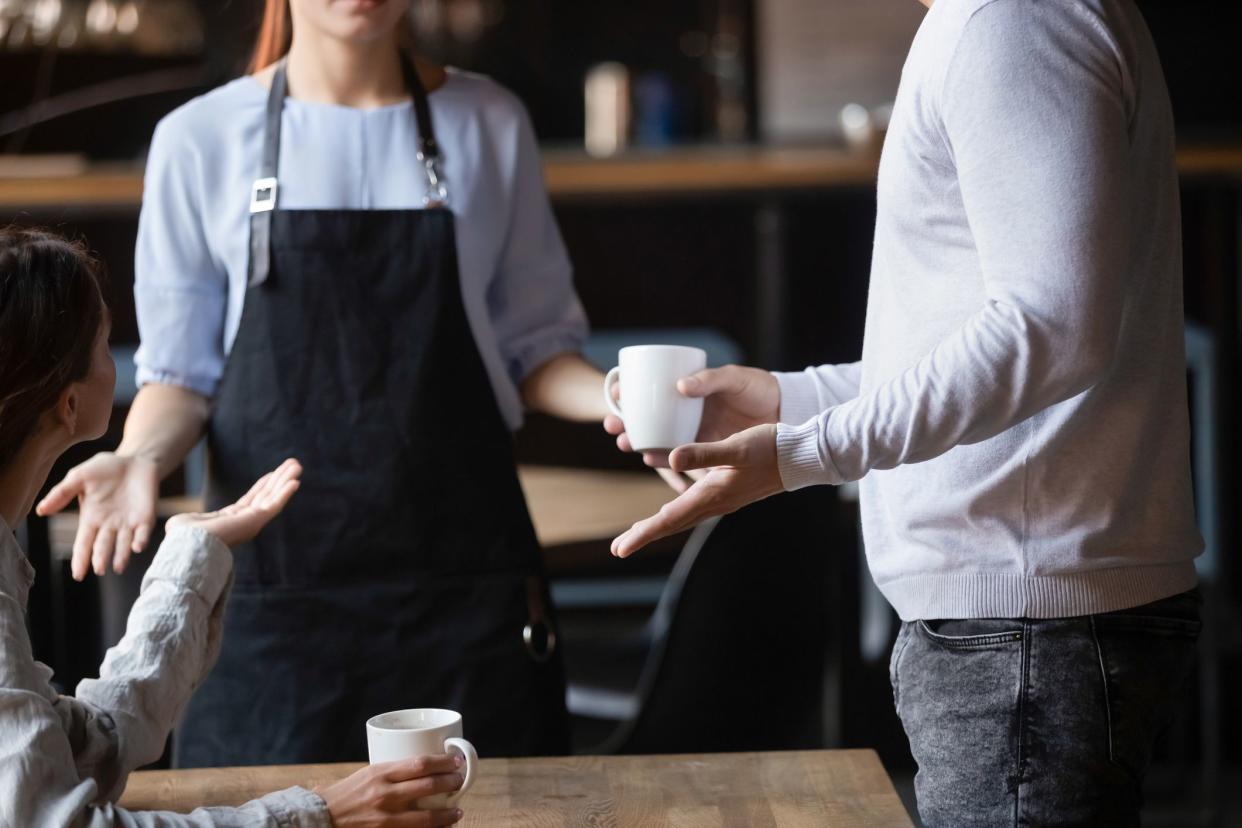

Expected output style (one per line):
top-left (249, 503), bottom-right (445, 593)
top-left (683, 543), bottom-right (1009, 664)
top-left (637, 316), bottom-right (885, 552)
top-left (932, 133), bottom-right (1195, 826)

top-left (247, 53), bottom-right (447, 288)
top-left (248, 59), bottom-right (287, 287)
top-left (402, 57), bottom-right (449, 208)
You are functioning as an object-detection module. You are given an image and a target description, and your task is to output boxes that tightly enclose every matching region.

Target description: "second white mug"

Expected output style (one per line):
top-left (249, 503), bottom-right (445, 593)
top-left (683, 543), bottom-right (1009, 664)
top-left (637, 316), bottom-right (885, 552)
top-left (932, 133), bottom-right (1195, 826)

top-left (603, 345), bottom-right (707, 451)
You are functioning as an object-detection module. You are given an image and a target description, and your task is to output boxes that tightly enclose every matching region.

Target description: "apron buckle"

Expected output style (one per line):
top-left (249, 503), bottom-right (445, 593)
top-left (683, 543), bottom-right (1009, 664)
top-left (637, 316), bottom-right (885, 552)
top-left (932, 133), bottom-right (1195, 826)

top-left (250, 177), bottom-right (279, 213)
top-left (523, 621), bottom-right (557, 663)
top-left (417, 151), bottom-right (450, 208)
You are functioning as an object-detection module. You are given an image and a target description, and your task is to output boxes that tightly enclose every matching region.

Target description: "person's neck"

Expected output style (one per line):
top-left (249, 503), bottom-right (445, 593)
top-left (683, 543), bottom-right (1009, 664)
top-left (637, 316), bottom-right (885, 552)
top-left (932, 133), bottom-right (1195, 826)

top-left (0, 438), bottom-right (59, 531)
top-left (285, 31), bottom-right (407, 109)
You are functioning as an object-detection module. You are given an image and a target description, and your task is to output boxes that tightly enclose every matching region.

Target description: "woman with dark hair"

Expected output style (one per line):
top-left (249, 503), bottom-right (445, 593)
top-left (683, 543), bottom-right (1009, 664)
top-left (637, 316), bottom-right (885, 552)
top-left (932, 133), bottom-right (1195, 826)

top-left (40, 0), bottom-right (607, 766)
top-left (1, 227), bottom-right (466, 826)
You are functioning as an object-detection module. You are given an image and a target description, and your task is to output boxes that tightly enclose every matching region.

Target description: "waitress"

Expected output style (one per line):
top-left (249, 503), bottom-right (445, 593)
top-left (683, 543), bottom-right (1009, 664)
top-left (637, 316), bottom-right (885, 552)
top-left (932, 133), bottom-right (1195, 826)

top-left (39, 0), bottom-right (611, 766)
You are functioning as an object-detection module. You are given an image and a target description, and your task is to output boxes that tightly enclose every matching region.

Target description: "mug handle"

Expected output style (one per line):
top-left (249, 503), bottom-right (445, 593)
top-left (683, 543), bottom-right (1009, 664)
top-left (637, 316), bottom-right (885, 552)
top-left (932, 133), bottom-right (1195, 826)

top-left (603, 366), bottom-right (624, 418)
top-left (443, 737), bottom-right (477, 808)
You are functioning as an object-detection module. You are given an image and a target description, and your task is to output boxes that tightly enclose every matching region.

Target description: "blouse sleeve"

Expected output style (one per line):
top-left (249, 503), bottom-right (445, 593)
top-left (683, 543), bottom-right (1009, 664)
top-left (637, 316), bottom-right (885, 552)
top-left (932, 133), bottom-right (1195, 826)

top-left (486, 102), bottom-right (589, 386)
top-left (132, 113), bottom-right (230, 398)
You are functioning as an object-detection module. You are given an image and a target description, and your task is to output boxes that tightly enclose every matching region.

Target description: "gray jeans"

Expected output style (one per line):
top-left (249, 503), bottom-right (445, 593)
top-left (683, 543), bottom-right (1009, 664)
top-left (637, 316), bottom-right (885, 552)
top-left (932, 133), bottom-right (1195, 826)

top-left (890, 590), bottom-right (1201, 828)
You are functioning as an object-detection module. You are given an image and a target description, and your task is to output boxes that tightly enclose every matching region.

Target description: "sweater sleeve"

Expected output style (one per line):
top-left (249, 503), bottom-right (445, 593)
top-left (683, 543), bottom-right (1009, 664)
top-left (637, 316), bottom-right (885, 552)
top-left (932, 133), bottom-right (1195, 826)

top-left (772, 362), bottom-right (863, 426)
top-left (777, 0), bottom-right (1131, 489)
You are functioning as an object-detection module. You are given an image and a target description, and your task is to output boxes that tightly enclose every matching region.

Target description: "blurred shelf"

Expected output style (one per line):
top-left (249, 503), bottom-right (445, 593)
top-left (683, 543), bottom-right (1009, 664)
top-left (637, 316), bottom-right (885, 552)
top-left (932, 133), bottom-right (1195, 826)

top-left (5, 143), bottom-right (1241, 214)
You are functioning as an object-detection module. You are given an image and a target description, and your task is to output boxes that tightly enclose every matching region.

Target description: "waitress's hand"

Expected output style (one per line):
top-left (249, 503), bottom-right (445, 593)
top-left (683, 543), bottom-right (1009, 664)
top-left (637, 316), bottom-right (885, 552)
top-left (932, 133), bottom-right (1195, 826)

top-left (611, 424), bottom-right (784, 558)
top-left (165, 459), bottom-right (301, 548)
top-left (37, 452), bottom-right (160, 581)
top-left (317, 755), bottom-right (465, 827)
top-left (604, 365), bottom-right (780, 493)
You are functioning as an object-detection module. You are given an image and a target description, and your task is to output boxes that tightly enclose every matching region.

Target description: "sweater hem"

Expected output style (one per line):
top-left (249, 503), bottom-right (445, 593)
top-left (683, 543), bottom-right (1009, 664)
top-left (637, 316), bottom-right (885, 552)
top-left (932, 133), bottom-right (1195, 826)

top-left (878, 560), bottom-right (1198, 621)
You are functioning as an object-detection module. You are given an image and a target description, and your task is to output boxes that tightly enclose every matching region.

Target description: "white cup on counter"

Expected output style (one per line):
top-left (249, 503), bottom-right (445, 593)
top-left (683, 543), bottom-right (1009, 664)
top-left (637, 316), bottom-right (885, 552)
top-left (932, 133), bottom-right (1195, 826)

top-left (603, 345), bottom-right (707, 451)
top-left (365, 708), bottom-right (477, 809)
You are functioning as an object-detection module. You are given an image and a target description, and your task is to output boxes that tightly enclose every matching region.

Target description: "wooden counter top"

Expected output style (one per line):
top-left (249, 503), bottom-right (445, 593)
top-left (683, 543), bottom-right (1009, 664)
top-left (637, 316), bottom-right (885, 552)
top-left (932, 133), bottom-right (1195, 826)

top-left (6, 142), bottom-right (1241, 212)
top-left (117, 749), bottom-right (915, 826)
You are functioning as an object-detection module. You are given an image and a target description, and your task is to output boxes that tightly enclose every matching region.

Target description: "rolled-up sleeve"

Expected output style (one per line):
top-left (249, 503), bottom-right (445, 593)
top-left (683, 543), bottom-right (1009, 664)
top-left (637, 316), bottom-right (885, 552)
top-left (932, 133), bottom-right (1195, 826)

top-left (487, 105), bottom-right (588, 386)
top-left (0, 529), bottom-right (331, 826)
top-left (133, 114), bottom-right (229, 398)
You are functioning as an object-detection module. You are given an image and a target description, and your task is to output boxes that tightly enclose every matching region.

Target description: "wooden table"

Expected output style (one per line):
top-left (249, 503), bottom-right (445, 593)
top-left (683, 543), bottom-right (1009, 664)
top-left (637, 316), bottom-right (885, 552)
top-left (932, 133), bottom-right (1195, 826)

top-left (118, 750), bottom-right (914, 827)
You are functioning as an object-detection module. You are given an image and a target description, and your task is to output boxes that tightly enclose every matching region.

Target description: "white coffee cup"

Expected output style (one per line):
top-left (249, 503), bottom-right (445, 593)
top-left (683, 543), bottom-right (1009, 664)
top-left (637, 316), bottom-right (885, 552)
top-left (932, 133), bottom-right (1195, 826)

top-left (603, 345), bottom-right (707, 451)
top-left (365, 708), bottom-right (478, 810)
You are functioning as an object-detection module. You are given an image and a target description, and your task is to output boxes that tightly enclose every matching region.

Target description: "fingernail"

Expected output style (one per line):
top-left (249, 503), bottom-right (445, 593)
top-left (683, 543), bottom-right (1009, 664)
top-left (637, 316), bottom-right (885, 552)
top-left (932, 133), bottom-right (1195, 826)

top-left (455, 810), bottom-right (463, 819)
top-left (455, 755), bottom-right (464, 767)
top-left (681, 376), bottom-right (700, 391)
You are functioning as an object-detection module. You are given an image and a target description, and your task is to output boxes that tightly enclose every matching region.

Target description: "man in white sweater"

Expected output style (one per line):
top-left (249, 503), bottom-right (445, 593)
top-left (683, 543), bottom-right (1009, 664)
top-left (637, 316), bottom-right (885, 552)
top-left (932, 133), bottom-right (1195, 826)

top-left (607, 0), bottom-right (1203, 823)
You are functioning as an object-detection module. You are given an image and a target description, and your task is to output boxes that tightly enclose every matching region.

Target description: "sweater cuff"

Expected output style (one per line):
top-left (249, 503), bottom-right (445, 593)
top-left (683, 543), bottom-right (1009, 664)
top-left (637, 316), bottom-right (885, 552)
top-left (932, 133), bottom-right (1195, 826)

top-left (259, 786), bottom-right (334, 828)
top-left (142, 526), bottom-right (234, 606)
top-left (777, 417), bottom-right (843, 489)
top-left (773, 371), bottom-right (824, 426)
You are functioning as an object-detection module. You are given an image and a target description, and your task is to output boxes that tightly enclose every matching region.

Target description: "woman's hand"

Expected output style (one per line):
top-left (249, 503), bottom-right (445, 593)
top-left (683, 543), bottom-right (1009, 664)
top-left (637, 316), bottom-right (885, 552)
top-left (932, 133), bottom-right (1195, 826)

top-left (164, 459), bottom-right (301, 548)
top-left (611, 424), bottom-right (784, 558)
top-left (604, 365), bottom-right (780, 493)
top-left (316, 755), bottom-right (466, 827)
top-left (37, 452), bottom-right (161, 581)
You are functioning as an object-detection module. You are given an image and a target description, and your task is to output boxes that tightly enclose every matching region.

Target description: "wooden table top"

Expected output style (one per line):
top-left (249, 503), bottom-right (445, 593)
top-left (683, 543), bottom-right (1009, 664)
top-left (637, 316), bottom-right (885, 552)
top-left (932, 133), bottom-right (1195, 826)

top-left (118, 750), bottom-right (914, 827)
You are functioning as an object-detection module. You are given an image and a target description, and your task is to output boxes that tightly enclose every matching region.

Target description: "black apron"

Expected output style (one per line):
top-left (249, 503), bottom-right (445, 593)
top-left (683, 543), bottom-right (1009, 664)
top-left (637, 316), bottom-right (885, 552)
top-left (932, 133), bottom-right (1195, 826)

top-left (175, 58), bottom-right (568, 767)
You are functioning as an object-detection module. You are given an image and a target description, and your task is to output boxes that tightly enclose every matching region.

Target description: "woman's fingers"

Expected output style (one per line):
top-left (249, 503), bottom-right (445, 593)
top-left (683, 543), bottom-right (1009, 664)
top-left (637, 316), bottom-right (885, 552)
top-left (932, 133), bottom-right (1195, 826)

top-left (418, 808), bottom-right (464, 826)
top-left (380, 755), bottom-right (460, 783)
top-left (92, 525), bottom-right (117, 577)
top-left (132, 522), bottom-right (153, 553)
top-left (36, 469), bottom-right (83, 517)
top-left (71, 521), bottom-right (98, 581)
top-left (603, 414), bottom-right (625, 435)
top-left (392, 771), bottom-right (466, 806)
top-left (113, 525), bottom-right (135, 573)
top-left (259, 479), bottom-right (300, 514)
top-left (235, 471), bottom-right (274, 509)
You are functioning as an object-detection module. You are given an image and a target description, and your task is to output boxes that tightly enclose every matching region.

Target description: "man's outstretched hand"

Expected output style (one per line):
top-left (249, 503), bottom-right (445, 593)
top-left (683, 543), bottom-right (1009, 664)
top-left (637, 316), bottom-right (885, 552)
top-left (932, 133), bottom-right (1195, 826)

top-left (610, 424), bottom-right (784, 558)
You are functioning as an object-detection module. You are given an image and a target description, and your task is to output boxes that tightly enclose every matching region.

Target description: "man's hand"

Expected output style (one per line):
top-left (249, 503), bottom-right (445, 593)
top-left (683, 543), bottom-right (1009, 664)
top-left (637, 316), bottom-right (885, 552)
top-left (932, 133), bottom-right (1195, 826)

top-left (611, 424), bottom-right (784, 558)
top-left (604, 365), bottom-right (779, 494)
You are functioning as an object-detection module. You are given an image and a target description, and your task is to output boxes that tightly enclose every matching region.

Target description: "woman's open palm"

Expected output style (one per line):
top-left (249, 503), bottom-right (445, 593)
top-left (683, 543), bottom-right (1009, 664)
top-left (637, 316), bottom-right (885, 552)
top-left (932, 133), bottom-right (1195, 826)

top-left (166, 459), bottom-right (302, 548)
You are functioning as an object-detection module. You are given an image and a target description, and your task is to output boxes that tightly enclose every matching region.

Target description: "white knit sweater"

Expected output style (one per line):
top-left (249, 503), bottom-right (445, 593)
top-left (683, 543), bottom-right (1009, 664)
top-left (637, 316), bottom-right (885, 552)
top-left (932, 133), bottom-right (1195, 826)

top-left (774, 0), bottom-right (1202, 620)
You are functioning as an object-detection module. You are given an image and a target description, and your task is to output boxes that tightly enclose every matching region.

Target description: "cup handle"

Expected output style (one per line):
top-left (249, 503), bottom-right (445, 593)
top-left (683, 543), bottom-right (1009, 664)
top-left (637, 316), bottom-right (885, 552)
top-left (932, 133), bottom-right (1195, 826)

top-left (443, 737), bottom-right (477, 808)
top-left (603, 366), bottom-right (624, 418)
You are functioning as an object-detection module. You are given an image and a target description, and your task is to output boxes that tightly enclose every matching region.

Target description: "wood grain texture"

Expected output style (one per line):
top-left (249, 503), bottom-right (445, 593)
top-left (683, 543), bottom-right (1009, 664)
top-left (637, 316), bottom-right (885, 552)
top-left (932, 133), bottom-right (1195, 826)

top-left (118, 750), bottom-right (915, 827)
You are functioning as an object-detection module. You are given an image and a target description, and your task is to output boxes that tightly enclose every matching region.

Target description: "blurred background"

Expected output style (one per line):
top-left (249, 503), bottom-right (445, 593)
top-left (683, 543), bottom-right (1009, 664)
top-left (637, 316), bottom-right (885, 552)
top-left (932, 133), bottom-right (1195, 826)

top-left (2, 1), bottom-right (1241, 824)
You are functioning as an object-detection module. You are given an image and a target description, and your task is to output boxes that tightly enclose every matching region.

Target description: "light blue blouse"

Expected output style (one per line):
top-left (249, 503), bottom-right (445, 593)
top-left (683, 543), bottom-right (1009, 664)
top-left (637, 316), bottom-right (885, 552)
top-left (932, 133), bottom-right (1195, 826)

top-left (133, 69), bottom-right (587, 429)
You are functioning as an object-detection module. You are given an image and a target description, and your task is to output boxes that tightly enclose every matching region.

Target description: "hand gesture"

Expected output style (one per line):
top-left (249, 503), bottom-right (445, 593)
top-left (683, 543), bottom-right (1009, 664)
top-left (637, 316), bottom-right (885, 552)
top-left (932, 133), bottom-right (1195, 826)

top-left (604, 365), bottom-right (779, 493)
top-left (611, 424), bottom-right (784, 558)
top-left (37, 453), bottom-right (160, 580)
top-left (165, 459), bottom-right (302, 548)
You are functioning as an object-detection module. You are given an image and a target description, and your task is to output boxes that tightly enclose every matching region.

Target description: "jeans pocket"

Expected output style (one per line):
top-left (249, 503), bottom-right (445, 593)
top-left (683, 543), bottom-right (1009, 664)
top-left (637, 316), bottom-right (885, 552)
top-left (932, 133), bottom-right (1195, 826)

top-left (890, 623), bottom-right (914, 717)
top-left (1092, 601), bottom-right (1200, 783)
top-left (916, 618), bottom-right (1025, 650)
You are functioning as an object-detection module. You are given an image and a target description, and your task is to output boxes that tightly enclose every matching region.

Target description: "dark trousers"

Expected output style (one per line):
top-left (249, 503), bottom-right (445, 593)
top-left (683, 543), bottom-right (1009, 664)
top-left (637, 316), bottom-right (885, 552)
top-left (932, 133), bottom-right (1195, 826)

top-left (890, 590), bottom-right (1201, 827)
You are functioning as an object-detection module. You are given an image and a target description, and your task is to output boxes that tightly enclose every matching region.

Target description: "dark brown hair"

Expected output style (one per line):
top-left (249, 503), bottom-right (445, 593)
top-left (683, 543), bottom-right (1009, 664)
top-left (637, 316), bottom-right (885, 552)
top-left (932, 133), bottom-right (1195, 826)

top-left (249, 0), bottom-right (414, 73)
top-left (0, 227), bottom-right (106, 469)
